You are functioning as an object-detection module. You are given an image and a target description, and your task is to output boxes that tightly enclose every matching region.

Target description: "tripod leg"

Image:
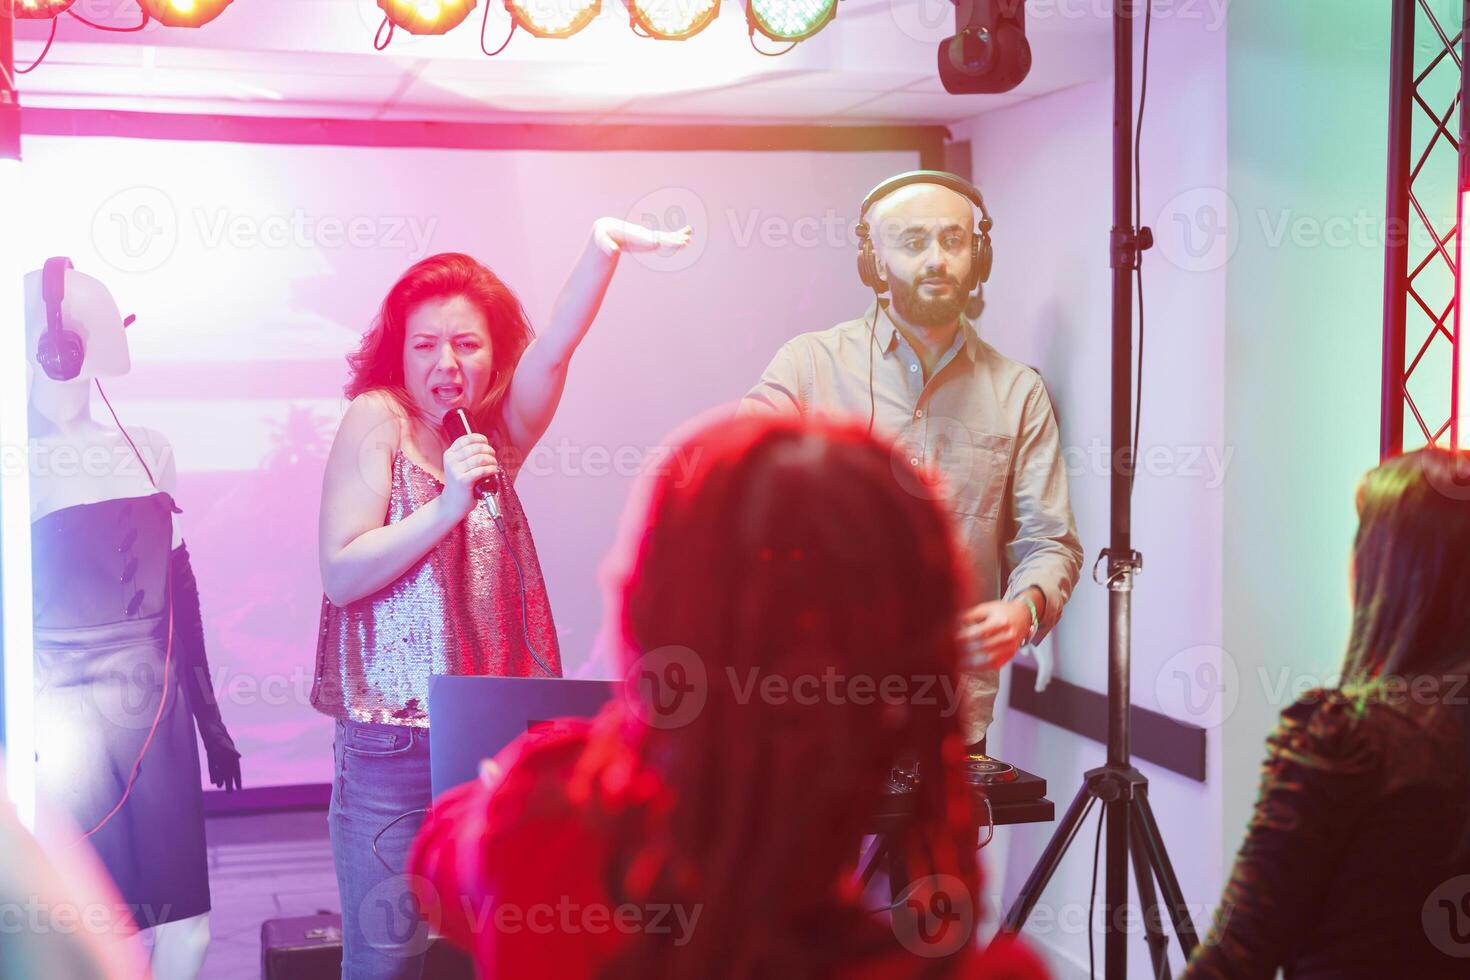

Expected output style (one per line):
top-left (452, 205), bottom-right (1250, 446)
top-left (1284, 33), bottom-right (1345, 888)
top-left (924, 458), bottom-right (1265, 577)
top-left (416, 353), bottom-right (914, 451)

top-left (1105, 794), bottom-right (1130, 979)
top-left (859, 834), bottom-right (889, 891)
top-left (1129, 816), bottom-right (1172, 980)
top-left (887, 828), bottom-right (911, 907)
top-left (1133, 789), bottom-right (1200, 956)
top-left (1002, 782), bottom-right (1097, 932)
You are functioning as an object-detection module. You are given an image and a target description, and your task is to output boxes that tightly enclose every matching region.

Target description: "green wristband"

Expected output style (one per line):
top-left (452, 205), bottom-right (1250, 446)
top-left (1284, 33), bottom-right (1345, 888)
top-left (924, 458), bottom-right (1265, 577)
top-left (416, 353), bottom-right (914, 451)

top-left (1022, 595), bottom-right (1040, 643)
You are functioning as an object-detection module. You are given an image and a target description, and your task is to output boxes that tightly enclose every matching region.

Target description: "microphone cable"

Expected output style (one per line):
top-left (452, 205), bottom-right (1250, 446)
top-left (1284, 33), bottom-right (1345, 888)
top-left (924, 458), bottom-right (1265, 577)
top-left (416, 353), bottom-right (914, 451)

top-left (486, 506), bottom-right (557, 679)
top-left (866, 292), bottom-right (885, 436)
top-left (443, 410), bottom-right (557, 679)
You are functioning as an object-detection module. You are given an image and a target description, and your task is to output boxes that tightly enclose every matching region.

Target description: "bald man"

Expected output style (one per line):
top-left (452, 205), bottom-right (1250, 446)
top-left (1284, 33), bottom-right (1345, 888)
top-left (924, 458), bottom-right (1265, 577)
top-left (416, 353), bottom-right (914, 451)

top-left (740, 172), bottom-right (1082, 747)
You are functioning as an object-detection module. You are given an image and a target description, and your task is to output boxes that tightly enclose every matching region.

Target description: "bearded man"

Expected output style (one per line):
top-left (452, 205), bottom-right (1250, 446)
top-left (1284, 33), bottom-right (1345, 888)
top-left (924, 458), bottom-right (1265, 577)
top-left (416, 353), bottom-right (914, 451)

top-left (740, 170), bottom-right (1083, 748)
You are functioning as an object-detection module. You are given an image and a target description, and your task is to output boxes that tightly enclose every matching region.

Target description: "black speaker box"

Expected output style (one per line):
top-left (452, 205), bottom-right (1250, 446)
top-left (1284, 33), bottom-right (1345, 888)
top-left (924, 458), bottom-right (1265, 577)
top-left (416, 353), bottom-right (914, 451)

top-left (260, 912), bottom-right (475, 979)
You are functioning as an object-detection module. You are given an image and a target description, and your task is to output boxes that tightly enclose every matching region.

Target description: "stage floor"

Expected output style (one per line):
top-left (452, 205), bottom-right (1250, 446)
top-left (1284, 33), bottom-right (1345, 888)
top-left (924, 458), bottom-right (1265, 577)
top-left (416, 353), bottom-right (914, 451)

top-left (200, 809), bottom-right (338, 980)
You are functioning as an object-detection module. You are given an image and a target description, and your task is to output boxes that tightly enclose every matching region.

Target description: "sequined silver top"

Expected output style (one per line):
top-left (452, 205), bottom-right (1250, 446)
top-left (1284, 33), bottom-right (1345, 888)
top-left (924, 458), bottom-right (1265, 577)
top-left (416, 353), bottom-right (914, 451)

top-left (311, 448), bottom-right (562, 727)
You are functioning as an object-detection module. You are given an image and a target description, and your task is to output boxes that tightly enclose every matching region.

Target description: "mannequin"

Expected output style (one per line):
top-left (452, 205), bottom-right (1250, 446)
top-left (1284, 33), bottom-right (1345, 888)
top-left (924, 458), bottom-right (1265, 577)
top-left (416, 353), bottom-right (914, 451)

top-left (25, 259), bottom-right (241, 980)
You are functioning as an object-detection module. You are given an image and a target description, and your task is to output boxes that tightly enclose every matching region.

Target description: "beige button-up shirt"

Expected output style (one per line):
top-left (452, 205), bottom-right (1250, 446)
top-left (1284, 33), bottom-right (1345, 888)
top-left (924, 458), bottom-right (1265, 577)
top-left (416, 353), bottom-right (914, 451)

top-left (740, 303), bottom-right (1083, 742)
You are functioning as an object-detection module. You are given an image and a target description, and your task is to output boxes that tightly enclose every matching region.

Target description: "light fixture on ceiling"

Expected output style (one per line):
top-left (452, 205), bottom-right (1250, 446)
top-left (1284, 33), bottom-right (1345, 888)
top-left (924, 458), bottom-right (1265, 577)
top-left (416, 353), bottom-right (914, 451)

top-left (938, 0), bottom-right (1032, 94)
top-left (13, 0), bottom-right (76, 16)
top-left (378, 0), bottom-right (479, 35)
top-left (746, 0), bottom-right (835, 43)
top-left (625, 0), bottom-right (719, 40)
top-left (507, 0), bottom-right (601, 38)
top-left (137, 0), bottom-right (235, 28)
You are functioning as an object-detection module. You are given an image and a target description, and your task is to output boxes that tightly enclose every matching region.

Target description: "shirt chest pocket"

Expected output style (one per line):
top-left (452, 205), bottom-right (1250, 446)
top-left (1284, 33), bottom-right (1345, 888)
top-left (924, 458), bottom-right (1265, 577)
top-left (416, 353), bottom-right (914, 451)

top-left (902, 421), bottom-right (1013, 524)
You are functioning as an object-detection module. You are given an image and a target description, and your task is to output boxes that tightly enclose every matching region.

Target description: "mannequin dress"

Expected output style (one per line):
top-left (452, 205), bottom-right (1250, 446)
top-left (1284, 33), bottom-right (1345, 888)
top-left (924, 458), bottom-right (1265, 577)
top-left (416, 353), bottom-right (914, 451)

top-left (31, 490), bottom-right (210, 929)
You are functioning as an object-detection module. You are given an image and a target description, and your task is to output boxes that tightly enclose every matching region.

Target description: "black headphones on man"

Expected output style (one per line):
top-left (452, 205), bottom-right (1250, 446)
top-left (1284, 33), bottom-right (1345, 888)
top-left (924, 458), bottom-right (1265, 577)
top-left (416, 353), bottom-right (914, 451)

top-left (854, 171), bottom-right (994, 435)
top-left (37, 256), bottom-right (87, 382)
top-left (855, 170), bottom-right (993, 299)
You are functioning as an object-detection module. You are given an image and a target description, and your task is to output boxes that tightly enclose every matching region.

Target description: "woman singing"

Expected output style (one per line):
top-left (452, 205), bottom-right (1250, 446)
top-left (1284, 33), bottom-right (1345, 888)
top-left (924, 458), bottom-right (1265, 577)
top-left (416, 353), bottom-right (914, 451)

top-left (309, 219), bottom-right (691, 980)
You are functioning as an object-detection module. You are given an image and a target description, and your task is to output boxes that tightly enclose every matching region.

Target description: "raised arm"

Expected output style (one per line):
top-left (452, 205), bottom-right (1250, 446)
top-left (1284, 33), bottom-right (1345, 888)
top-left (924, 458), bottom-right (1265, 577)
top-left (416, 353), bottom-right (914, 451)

top-left (502, 217), bottom-right (692, 457)
top-left (318, 392), bottom-right (497, 606)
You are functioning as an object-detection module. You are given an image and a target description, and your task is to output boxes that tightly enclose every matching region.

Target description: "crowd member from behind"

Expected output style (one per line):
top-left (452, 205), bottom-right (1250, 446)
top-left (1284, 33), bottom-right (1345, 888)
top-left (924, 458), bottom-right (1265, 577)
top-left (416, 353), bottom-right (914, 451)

top-left (1185, 447), bottom-right (1470, 979)
top-left (410, 414), bottom-right (1047, 979)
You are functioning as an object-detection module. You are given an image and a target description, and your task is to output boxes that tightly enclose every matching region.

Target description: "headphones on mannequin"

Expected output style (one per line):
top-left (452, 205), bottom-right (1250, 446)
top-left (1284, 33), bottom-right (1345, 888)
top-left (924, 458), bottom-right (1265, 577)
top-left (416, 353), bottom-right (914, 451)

top-left (37, 256), bottom-right (86, 382)
top-left (855, 170), bottom-right (993, 298)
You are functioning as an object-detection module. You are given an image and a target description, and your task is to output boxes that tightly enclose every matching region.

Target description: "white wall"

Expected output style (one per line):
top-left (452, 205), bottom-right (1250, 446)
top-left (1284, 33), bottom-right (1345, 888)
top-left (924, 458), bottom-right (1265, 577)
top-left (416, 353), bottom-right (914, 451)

top-left (1219, 0), bottom-right (1391, 900)
top-left (949, 7), bottom-right (1229, 976)
top-left (16, 135), bottom-right (916, 787)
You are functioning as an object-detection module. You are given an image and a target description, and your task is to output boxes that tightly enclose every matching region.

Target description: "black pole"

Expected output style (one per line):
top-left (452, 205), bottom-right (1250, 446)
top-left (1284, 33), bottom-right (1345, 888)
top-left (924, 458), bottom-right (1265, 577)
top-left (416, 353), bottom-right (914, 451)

top-left (1381, 0), bottom-right (1413, 460)
top-left (1104, 2), bottom-right (1137, 975)
top-left (1456, 0), bottom-right (1470, 452)
top-left (1004, 5), bottom-right (1195, 973)
top-left (1107, 0), bottom-right (1135, 773)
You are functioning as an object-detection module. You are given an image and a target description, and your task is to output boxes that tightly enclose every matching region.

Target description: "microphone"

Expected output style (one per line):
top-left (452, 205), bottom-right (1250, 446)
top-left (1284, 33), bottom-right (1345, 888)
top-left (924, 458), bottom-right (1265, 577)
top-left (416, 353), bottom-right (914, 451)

top-left (442, 408), bottom-right (501, 522)
top-left (440, 407), bottom-right (554, 678)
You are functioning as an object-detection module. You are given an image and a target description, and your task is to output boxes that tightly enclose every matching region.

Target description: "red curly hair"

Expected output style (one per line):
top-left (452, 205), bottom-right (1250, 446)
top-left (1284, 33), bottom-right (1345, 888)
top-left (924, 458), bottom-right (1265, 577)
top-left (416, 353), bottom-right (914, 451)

top-left (586, 413), bottom-right (982, 979)
top-left (344, 252), bottom-right (533, 433)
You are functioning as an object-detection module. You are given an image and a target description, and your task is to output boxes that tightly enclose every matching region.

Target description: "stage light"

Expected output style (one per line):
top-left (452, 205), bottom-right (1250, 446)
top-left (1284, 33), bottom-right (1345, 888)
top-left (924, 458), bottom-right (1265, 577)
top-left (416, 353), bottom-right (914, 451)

top-left (746, 0), bottom-right (835, 42)
top-left (507, 0), bottom-right (600, 38)
top-left (13, 0), bottom-right (76, 17)
top-left (938, 0), bottom-right (1032, 95)
top-left (137, 0), bottom-right (234, 28)
top-left (626, 0), bottom-right (718, 40)
top-left (379, 0), bottom-right (478, 34)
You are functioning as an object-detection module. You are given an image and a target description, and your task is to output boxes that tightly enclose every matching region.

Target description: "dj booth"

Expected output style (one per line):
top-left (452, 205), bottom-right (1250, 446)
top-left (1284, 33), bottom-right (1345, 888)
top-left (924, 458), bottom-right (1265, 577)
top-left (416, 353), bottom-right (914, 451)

top-left (260, 677), bottom-right (1054, 979)
top-left (865, 761), bottom-right (1053, 897)
top-left (428, 676), bottom-right (1054, 912)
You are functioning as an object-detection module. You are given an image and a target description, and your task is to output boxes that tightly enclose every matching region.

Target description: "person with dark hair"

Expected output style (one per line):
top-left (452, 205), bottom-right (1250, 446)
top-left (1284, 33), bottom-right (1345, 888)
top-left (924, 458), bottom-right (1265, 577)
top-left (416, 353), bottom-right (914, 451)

top-left (309, 220), bottom-right (691, 980)
top-left (1184, 447), bottom-right (1470, 979)
top-left (408, 414), bottom-right (1048, 979)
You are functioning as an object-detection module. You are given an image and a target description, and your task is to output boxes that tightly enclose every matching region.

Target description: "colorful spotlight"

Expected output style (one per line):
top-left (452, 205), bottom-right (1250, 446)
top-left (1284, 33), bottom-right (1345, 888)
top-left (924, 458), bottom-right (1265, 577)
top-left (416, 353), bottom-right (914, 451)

top-left (378, 0), bottom-right (478, 34)
top-left (506, 0), bottom-right (600, 38)
top-left (626, 0), bottom-right (718, 40)
top-left (746, 0), bottom-right (835, 42)
top-left (137, 0), bottom-right (235, 27)
top-left (13, 0), bottom-right (76, 17)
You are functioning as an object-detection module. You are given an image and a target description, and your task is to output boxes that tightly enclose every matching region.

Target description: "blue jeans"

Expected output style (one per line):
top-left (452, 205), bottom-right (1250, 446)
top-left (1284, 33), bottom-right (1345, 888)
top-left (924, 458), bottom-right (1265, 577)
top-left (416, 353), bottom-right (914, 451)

top-left (328, 719), bottom-right (433, 980)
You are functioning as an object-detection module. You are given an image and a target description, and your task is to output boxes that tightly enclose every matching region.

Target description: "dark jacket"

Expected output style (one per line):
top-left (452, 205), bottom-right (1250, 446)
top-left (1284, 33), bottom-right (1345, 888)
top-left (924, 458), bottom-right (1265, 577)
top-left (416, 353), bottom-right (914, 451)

top-left (1185, 682), bottom-right (1470, 979)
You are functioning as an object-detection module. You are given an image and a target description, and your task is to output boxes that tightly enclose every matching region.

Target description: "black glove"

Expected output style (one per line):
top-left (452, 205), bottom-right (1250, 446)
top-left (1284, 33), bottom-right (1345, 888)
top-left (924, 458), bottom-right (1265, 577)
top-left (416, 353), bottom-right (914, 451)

top-left (171, 542), bottom-right (243, 792)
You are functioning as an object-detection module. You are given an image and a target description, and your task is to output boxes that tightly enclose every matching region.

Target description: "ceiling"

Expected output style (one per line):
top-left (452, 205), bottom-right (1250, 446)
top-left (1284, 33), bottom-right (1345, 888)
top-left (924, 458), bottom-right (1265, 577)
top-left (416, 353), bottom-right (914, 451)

top-left (12, 0), bottom-right (1114, 126)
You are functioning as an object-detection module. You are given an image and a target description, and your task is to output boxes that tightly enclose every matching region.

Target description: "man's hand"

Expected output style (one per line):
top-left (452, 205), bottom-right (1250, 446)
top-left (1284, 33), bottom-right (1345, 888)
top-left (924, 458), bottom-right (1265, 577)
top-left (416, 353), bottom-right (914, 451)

top-left (958, 599), bottom-right (1034, 671)
top-left (593, 217), bottom-right (693, 256)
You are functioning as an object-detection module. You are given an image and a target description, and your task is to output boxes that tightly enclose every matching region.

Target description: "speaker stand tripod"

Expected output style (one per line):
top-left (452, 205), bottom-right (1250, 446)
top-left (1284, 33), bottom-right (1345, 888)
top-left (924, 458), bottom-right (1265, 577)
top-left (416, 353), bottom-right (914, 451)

top-left (999, 4), bottom-right (1201, 977)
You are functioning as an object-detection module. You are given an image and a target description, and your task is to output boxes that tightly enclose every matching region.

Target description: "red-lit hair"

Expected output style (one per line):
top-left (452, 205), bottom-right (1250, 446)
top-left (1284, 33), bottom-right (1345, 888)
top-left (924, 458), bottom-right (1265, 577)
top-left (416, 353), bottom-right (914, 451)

top-left (592, 413), bottom-right (981, 978)
top-left (344, 252), bottom-right (533, 432)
